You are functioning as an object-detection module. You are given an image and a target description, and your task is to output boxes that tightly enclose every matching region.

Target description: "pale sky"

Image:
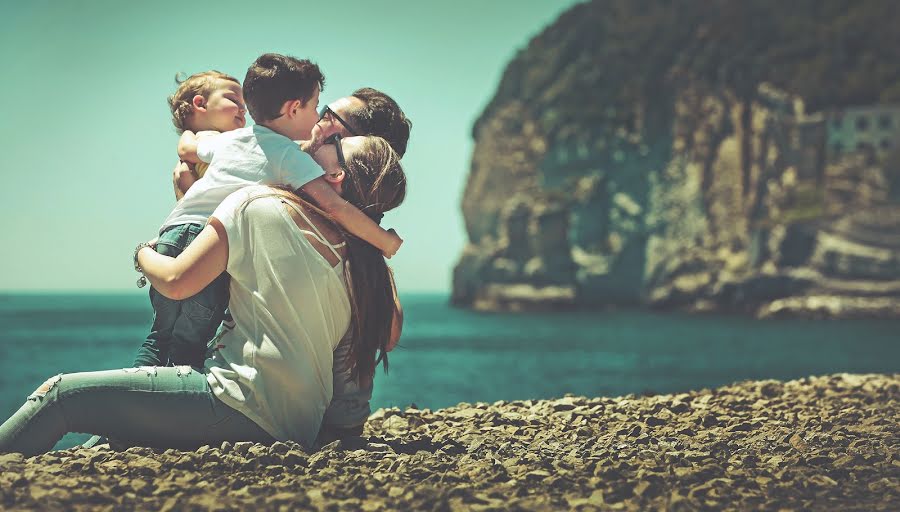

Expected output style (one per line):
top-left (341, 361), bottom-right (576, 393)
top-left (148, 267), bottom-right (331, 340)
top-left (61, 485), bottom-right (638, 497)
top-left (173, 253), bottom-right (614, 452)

top-left (0, 0), bottom-right (583, 292)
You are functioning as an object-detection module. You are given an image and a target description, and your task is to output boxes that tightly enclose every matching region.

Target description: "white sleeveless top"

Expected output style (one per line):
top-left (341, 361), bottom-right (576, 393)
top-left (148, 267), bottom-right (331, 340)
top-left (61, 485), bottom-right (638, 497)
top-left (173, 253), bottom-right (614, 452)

top-left (204, 186), bottom-right (351, 446)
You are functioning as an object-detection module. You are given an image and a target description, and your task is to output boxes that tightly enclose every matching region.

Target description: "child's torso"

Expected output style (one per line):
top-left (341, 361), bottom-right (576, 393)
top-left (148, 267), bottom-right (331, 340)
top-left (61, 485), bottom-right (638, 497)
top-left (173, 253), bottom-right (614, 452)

top-left (160, 127), bottom-right (307, 232)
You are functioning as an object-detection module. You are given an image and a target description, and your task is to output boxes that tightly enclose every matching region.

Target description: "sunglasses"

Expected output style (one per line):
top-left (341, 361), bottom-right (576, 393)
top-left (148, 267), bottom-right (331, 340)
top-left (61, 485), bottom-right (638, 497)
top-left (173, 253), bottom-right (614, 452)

top-left (318, 105), bottom-right (358, 136)
top-left (325, 133), bottom-right (346, 169)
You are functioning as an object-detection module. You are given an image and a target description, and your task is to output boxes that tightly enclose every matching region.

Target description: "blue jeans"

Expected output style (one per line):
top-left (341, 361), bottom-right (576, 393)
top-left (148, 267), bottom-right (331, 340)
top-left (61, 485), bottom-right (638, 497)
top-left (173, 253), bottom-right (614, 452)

top-left (133, 223), bottom-right (230, 368)
top-left (0, 367), bottom-right (274, 456)
top-left (323, 335), bottom-right (374, 429)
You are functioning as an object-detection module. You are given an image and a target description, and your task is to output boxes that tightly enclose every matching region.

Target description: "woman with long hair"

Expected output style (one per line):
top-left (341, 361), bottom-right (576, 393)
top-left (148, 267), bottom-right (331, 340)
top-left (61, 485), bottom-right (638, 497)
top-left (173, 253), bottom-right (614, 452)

top-left (0, 135), bottom-right (405, 456)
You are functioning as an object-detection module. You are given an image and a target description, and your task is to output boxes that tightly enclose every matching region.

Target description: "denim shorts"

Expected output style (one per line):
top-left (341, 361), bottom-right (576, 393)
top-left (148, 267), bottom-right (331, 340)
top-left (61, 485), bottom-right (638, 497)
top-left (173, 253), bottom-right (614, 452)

top-left (133, 223), bottom-right (230, 368)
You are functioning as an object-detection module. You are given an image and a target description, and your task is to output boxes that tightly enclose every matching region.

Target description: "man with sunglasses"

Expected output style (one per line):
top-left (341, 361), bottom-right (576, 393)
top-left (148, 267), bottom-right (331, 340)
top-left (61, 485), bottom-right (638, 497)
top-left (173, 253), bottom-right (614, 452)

top-left (313, 87), bottom-right (412, 158)
top-left (312, 87), bottom-right (412, 448)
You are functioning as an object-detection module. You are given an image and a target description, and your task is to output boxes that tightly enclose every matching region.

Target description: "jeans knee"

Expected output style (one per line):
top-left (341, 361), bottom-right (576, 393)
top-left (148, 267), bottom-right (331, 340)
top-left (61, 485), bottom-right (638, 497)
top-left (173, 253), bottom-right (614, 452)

top-left (123, 366), bottom-right (158, 376)
top-left (27, 374), bottom-right (62, 401)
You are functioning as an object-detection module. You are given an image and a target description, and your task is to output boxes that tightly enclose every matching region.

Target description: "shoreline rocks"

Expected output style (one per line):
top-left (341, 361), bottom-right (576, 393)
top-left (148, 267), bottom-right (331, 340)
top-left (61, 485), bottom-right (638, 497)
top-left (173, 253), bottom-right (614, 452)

top-left (1, 373), bottom-right (897, 510)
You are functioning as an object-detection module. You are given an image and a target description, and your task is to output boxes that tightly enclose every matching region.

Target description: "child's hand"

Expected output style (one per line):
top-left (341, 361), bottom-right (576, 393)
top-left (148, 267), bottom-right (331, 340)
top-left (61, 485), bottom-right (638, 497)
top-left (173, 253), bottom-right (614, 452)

top-left (382, 228), bottom-right (402, 259)
top-left (177, 130), bottom-right (201, 163)
top-left (173, 161), bottom-right (197, 201)
top-left (300, 121), bottom-right (341, 155)
top-left (311, 115), bottom-right (342, 145)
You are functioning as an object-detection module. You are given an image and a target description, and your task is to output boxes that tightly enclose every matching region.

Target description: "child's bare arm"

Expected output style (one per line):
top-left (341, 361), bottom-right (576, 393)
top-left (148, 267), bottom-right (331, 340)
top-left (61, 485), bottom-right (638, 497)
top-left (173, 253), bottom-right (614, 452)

top-left (180, 130), bottom-right (222, 164)
top-left (177, 130), bottom-right (201, 163)
top-left (172, 161), bottom-right (197, 200)
top-left (300, 177), bottom-right (403, 258)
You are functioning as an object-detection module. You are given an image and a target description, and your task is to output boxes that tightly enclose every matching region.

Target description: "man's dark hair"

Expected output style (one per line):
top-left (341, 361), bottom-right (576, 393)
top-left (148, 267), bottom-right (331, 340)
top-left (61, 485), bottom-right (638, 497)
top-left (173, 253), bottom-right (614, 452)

top-left (243, 53), bottom-right (324, 123)
top-left (347, 88), bottom-right (412, 158)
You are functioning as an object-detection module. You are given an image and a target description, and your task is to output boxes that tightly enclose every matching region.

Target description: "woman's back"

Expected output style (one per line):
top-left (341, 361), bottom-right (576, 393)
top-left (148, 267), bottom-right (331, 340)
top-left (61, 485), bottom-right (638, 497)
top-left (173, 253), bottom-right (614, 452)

top-left (0, 136), bottom-right (406, 457)
top-left (205, 186), bottom-right (352, 446)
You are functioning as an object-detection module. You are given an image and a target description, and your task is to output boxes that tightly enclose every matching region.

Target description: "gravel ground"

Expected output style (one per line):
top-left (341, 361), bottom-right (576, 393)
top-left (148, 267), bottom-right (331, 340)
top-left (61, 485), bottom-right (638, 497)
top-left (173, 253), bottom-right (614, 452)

top-left (0, 373), bottom-right (897, 511)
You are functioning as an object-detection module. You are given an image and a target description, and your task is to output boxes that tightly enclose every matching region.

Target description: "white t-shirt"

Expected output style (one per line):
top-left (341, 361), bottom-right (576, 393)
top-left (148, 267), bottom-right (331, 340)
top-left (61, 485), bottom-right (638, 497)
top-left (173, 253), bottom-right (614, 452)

top-left (161, 125), bottom-right (322, 232)
top-left (204, 186), bottom-right (351, 446)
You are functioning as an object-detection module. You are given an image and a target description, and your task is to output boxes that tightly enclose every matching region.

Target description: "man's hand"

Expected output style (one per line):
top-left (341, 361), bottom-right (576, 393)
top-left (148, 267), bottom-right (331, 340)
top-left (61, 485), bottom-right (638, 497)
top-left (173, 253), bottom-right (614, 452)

top-left (382, 228), bottom-right (402, 259)
top-left (300, 119), bottom-right (342, 154)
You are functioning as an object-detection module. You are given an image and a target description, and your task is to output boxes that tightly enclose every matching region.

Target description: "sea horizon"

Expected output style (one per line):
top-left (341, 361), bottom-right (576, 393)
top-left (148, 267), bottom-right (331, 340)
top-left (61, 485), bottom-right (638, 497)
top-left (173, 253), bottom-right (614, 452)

top-left (1, 291), bottom-right (898, 450)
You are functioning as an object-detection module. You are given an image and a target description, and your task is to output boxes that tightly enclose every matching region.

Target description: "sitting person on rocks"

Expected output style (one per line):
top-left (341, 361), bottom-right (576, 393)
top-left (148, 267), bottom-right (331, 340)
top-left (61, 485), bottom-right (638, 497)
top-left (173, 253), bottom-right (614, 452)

top-left (83, 86), bottom-right (414, 450)
top-left (0, 135), bottom-right (405, 456)
top-left (313, 87), bottom-right (412, 445)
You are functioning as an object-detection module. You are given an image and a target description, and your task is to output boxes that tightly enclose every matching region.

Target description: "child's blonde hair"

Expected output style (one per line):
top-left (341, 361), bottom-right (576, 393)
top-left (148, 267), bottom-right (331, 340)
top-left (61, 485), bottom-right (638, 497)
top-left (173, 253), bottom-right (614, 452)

top-left (167, 70), bottom-right (240, 133)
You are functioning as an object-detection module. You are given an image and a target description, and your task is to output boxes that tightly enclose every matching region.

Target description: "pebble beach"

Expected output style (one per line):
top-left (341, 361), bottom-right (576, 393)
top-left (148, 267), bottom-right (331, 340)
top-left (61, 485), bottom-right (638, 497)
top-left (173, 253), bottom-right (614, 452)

top-left (1, 373), bottom-right (897, 511)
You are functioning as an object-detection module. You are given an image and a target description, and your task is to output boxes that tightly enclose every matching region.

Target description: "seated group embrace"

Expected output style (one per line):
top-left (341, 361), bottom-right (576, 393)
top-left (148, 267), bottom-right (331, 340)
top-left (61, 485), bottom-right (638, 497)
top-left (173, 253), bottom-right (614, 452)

top-left (0, 53), bottom-right (412, 455)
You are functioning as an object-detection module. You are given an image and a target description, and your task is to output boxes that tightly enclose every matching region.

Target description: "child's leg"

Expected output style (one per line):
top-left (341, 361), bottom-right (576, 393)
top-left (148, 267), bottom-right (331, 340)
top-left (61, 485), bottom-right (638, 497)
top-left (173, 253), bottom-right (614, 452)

top-left (204, 307), bottom-right (237, 358)
top-left (133, 223), bottom-right (217, 368)
top-left (168, 271), bottom-right (229, 368)
top-left (167, 224), bottom-right (230, 368)
top-left (132, 286), bottom-right (180, 366)
top-left (0, 367), bottom-right (274, 457)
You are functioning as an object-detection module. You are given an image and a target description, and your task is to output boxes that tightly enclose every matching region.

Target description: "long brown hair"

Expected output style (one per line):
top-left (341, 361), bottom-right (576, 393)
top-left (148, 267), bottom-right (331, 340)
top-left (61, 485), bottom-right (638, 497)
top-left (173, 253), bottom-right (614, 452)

top-left (278, 136), bottom-right (406, 382)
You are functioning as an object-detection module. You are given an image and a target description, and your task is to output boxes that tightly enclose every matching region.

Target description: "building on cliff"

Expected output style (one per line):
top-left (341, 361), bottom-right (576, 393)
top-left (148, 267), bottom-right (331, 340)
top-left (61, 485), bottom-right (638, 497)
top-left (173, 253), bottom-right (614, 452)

top-left (756, 84), bottom-right (900, 181)
top-left (826, 104), bottom-right (900, 158)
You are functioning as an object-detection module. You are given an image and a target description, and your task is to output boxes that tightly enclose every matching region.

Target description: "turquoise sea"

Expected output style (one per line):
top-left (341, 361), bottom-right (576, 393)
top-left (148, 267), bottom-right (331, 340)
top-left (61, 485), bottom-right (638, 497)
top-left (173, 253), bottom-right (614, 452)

top-left (1, 292), bottom-right (898, 450)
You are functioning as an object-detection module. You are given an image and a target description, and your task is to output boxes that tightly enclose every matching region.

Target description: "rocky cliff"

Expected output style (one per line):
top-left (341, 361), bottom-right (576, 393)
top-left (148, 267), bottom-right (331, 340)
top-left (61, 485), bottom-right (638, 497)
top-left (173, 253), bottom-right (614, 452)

top-left (453, 0), bottom-right (900, 317)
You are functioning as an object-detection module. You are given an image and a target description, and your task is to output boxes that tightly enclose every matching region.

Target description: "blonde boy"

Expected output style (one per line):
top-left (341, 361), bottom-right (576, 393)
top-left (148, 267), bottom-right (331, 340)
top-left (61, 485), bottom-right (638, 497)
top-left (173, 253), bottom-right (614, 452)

top-left (168, 71), bottom-right (246, 200)
top-left (132, 70), bottom-right (247, 368)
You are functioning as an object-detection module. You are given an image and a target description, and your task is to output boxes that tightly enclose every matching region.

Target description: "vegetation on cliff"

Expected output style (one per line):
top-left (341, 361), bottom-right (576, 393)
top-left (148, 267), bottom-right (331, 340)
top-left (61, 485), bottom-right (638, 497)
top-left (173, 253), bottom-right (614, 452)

top-left (476, 0), bottom-right (900, 139)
